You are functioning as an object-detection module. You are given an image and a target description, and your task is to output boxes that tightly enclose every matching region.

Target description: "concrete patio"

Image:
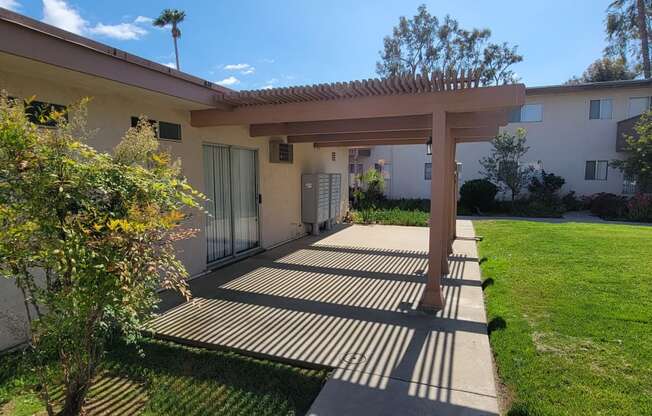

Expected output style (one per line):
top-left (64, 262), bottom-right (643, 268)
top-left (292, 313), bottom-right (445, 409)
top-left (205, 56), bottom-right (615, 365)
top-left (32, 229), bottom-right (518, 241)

top-left (149, 220), bottom-right (498, 415)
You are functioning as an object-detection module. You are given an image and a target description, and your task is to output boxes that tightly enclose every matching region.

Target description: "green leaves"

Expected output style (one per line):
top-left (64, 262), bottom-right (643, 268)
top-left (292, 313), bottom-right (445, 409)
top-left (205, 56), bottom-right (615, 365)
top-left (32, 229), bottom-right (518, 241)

top-left (0, 92), bottom-right (203, 414)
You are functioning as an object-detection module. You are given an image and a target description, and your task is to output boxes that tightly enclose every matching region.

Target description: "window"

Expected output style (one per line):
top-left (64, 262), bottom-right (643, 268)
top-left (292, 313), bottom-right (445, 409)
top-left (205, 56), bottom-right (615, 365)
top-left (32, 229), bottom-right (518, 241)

top-left (424, 163), bottom-right (432, 180)
top-left (158, 121), bottom-right (182, 140)
top-left (130, 117), bottom-right (182, 141)
top-left (589, 99), bottom-right (612, 120)
top-left (623, 174), bottom-right (638, 194)
top-left (628, 97), bottom-right (652, 117)
top-left (349, 163), bottom-right (363, 174)
top-left (508, 104), bottom-right (543, 123)
top-left (585, 160), bottom-right (608, 181)
top-left (24, 100), bottom-right (67, 127)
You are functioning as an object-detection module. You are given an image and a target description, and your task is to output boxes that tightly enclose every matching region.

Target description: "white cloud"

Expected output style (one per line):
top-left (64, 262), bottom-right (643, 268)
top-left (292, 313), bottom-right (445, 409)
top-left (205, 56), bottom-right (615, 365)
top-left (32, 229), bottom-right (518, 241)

top-left (134, 15), bottom-right (153, 24)
top-left (42, 0), bottom-right (87, 34)
top-left (261, 85), bottom-right (275, 90)
top-left (0, 0), bottom-right (21, 11)
top-left (88, 22), bottom-right (147, 40)
top-left (41, 0), bottom-right (149, 40)
top-left (216, 76), bottom-right (240, 86)
top-left (260, 58), bottom-right (275, 64)
top-left (224, 63), bottom-right (251, 71)
top-left (161, 62), bottom-right (176, 69)
top-left (224, 63), bottom-right (256, 75)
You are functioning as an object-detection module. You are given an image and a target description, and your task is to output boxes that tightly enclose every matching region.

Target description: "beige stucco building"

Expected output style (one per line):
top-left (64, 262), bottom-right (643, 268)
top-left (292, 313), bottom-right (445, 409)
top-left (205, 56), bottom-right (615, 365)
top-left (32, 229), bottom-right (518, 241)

top-left (0, 7), bottom-right (528, 351)
top-left (0, 10), bottom-right (348, 350)
top-left (354, 79), bottom-right (652, 199)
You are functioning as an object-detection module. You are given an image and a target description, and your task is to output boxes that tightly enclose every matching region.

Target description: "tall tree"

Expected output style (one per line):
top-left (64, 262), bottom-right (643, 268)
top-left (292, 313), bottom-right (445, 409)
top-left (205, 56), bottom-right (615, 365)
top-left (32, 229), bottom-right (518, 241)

top-left (605, 0), bottom-right (652, 78)
top-left (154, 9), bottom-right (186, 71)
top-left (566, 57), bottom-right (637, 84)
top-left (376, 4), bottom-right (523, 85)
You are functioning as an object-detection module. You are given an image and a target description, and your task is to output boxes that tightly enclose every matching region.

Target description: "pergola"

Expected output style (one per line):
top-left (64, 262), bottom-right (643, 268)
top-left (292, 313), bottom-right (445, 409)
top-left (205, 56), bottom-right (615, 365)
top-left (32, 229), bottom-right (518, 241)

top-left (191, 71), bottom-right (525, 311)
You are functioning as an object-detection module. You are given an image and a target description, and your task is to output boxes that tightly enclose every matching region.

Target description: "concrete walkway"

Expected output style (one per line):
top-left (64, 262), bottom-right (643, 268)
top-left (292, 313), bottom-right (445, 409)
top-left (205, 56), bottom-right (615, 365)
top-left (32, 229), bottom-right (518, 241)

top-left (150, 220), bottom-right (498, 415)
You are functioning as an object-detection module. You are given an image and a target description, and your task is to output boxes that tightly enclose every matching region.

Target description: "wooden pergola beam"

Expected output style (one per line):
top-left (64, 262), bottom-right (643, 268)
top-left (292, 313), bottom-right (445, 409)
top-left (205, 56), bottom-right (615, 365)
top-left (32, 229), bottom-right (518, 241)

top-left (314, 138), bottom-right (426, 148)
top-left (452, 126), bottom-right (499, 141)
top-left (250, 115), bottom-right (431, 137)
top-left (190, 84), bottom-right (524, 126)
top-left (288, 129), bottom-right (431, 143)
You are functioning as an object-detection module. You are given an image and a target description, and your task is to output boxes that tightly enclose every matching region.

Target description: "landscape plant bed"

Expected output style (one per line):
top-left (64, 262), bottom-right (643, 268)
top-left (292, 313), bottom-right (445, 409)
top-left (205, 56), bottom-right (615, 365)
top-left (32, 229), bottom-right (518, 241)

top-left (349, 208), bottom-right (429, 227)
top-left (0, 338), bottom-right (329, 416)
top-left (475, 220), bottom-right (652, 415)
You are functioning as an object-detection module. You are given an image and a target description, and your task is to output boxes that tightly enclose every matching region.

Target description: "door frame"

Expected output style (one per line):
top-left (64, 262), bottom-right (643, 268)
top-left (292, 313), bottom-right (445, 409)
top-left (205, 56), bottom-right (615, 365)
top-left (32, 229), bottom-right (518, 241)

top-left (202, 142), bottom-right (262, 268)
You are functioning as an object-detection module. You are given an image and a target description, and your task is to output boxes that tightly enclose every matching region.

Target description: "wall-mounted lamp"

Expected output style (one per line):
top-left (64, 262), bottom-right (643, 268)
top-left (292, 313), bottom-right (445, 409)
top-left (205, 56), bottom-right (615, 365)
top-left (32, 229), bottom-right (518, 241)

top-left (426, 136), bottom-right (432, 155)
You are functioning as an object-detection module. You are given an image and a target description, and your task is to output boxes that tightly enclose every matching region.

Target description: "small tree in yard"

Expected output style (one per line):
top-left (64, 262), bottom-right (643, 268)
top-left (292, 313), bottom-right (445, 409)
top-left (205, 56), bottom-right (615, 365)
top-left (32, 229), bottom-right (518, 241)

top-left (611, 111), bottom-right (652, 192)
top-left (480, 128), bottom-right (534, 202)
top-left (0, 94), bottom-right (202, 415)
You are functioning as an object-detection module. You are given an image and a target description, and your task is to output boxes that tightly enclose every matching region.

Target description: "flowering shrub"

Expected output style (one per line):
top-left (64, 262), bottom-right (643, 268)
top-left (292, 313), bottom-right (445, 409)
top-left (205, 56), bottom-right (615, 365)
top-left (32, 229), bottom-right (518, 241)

top-left (626, 193), bottom-right (652, 222)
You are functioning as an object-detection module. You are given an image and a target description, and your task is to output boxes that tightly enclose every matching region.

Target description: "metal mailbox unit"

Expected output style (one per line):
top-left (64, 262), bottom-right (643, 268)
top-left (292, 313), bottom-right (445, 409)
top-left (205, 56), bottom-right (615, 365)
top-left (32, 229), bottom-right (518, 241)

top-left (302, 173), bottom-right (341, 235)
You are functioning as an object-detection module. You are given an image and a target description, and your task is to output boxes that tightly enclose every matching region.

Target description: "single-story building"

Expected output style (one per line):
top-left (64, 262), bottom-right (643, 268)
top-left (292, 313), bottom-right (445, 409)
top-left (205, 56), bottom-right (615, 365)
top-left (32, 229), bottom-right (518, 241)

top-left (0, 8), bottom-right (524, 350)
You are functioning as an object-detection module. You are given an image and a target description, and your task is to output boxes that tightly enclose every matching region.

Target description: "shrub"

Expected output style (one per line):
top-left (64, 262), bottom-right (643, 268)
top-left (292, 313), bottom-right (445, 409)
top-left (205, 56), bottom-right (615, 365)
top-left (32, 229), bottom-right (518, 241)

top-left (511, 199), bottom-right (566, 218)
top-left (349, 208), bottom-right (429, 227)
top-left (352, 168), bottom-right (385, 209)
top-left (528, 170), bottom-right (565, 201)
top-left (0, 96), bottom-right (202, 415)
top-left (588, 193), bottom-right (628, 219)
top-left (626, 193), bottom-right (652, 222)
top-left (376, 198), bottom-right (430, 211)
top-left (561, 191), bottom-right (584, 211)
top-left (460, 179), bottom-right (498, 213)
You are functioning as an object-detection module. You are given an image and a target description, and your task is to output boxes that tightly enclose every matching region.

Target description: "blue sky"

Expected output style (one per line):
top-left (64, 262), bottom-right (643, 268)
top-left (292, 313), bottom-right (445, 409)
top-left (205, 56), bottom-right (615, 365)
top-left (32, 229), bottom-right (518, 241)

top-left (2, 0), bottom-right (613, 90)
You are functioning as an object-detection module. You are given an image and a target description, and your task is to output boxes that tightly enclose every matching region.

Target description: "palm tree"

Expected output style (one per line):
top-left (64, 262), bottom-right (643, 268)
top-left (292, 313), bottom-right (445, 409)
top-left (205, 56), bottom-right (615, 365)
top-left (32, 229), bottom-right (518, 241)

top-left (606, 0), bottom-right (651, 78)
top-left (153, 9), bottom-right (186, 71)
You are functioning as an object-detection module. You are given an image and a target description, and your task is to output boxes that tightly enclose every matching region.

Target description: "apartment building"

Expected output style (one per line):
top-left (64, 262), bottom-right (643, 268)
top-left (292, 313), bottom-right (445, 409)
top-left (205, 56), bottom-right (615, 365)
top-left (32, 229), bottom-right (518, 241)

top-left (353, 79), bottom-right (652, 199)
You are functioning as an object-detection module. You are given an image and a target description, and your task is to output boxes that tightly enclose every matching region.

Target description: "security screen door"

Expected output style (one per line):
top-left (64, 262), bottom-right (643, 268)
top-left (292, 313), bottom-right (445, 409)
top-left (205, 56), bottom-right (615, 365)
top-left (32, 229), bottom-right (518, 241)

top-left (203, 144), bottom-right (260, 264)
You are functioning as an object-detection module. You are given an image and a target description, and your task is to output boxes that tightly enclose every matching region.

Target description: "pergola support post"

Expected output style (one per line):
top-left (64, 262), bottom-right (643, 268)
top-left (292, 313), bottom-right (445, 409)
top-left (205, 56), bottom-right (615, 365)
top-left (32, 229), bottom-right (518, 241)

top-left (419, 111), bottom-right (447, 312)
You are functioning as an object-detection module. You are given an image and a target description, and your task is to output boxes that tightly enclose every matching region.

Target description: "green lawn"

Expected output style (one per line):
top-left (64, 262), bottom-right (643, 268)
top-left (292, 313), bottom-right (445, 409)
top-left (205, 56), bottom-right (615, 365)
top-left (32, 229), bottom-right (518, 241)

top-left (475, 220), bottom-right (652, 416)
top-left (0, 338), bottom-right (328, 416)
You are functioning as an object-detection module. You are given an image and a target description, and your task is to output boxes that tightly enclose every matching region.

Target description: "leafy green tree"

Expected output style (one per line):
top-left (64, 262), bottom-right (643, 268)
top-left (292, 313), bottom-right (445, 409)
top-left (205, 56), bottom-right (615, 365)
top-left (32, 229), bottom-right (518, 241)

top-left (612, 111), bottom-right (652, 192)
top-left (0, 94), bottom-right (202, 415)
top-left (154, 9), bottom-right (186, 70)
top-left (605, 0), bottom-right (651, 78)
top-left (566, 57), bottom-right (637, 84)
top-left (376, 4), bottom-right (523, 85)
top-left (480, 128), bottom-right (534, 202)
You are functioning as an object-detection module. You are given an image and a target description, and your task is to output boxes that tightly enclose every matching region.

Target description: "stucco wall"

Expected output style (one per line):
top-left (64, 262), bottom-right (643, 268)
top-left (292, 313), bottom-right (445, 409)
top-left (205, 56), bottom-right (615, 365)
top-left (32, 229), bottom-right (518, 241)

top-left (360, 86), bottom-right (652, 200)
top-left (0, 64), bottom-right (348, 350)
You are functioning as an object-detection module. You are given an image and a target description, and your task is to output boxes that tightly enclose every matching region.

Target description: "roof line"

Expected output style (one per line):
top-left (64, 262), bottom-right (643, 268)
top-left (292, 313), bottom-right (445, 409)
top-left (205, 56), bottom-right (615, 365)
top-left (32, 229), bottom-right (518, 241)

top-left (526, 78), bottom-right (652, 95)
top-left (0, 7), bottom-right (233, 97)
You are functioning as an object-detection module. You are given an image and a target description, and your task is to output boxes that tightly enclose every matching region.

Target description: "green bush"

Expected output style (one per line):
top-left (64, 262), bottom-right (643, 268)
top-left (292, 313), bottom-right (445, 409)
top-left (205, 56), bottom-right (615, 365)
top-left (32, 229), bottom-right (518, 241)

top-left (350, 208), bottom-right (429, 227)
top-left (562, 191), bottom-right (584, 211)
top-left (352, 168), bottom-right (385, 209)
top-left (588, 193), bottom-right (628, 219)
top-left (460, 179), bottom-right (498, 213)
top-left (375, 198), bottom-right (430, 211)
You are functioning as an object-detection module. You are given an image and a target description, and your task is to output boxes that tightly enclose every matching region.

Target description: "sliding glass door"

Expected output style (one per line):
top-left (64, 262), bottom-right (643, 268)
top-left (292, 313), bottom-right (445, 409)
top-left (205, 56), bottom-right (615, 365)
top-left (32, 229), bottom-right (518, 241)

top-left (203, 144), bottom-right (260, 264)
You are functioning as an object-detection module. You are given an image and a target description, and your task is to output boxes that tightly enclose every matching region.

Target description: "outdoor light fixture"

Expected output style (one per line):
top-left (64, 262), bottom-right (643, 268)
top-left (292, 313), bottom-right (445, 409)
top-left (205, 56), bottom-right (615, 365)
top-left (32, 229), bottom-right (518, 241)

top-left (426, 136), bottom-right (432, 155)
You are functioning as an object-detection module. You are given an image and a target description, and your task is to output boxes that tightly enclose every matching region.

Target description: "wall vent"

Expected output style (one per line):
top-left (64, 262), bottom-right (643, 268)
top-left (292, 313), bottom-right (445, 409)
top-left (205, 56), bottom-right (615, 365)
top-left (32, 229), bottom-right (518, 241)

top-left (270, 141), bottom-right (293, 163)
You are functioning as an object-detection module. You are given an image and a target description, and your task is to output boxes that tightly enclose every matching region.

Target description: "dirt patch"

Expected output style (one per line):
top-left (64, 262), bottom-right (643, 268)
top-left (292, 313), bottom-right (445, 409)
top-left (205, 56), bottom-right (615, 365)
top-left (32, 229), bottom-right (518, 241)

top-left (490, 349), bottom-right (515, 414)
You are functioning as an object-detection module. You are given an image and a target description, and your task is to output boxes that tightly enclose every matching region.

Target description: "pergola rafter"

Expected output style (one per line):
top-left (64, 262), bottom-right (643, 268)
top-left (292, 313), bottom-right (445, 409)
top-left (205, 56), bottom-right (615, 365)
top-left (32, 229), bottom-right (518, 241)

top-left (190, 71), bottom-right (525, 312)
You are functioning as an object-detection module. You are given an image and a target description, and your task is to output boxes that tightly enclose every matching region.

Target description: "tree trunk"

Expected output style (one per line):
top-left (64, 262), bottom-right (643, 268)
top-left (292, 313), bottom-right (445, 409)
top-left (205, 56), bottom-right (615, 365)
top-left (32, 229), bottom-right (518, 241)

top-left (59, 378), bottom-right (91, 416)
top-left (637, 0), bottom-right (651, 78)
top-left (173, 37), bottom-right (180, 70)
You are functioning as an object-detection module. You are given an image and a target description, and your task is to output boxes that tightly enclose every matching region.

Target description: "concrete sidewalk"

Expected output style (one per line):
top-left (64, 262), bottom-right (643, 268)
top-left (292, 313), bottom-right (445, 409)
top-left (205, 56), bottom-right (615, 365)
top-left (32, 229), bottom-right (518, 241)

top-left (149, 221), bottom-right (498, 415)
